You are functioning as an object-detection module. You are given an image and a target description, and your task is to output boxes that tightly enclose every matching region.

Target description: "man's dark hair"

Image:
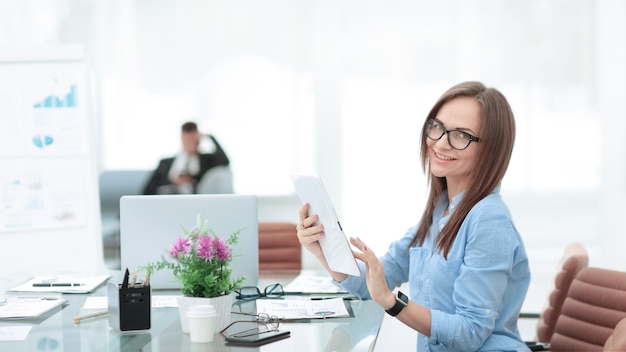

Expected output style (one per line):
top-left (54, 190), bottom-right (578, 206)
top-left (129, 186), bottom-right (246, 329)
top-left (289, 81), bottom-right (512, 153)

top-left (181, 122), bottom-right (198, 133)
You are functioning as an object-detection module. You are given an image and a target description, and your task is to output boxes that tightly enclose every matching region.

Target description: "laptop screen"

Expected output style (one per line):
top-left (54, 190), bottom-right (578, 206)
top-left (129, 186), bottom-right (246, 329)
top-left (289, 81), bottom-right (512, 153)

top-left (119, 194), bottom-right (259, 289)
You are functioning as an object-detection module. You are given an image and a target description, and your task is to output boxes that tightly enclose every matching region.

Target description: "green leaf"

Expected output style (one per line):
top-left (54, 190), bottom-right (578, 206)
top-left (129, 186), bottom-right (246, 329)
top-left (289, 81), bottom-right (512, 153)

top-left (137, 215), bottom-right (247, 298)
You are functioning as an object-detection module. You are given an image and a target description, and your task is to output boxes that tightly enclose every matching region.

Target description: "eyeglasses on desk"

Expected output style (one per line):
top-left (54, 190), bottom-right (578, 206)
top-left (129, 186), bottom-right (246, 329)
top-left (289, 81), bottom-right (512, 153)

top-left (235, 283), bottom-right (284, 300)
top-left (219, 312), bottom-right (281, 338)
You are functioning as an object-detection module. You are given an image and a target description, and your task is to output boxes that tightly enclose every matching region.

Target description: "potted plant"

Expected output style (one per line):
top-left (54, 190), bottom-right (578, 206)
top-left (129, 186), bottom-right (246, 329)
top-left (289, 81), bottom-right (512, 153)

top-left (140, 214), bottom-right (245, 333)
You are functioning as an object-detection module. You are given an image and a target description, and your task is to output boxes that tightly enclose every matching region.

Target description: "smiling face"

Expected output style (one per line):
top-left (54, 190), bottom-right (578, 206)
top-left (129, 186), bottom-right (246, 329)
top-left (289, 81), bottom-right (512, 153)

top-left (427, 96), bottom-right (482, 197)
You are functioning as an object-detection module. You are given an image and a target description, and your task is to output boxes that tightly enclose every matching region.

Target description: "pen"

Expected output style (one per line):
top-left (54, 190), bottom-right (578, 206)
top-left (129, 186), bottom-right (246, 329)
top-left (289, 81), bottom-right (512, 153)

top-left (143, 272), bottom-right (151, 287)
top-left (33, 283), bottom-right (85, 287)
top-left (310, 296), bottom-right (357, 301)
top-left (122, 268), bottom-right (130, 288)
top-left (73, 309), bottom-right (108, 322)
top-left (128, 273), bottom-right (138, 288)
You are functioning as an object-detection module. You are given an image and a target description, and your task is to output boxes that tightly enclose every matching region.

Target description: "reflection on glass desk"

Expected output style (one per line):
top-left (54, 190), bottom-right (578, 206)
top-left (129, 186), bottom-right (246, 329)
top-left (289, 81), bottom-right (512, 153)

top-left (0, 271), bottom-right (384, 351)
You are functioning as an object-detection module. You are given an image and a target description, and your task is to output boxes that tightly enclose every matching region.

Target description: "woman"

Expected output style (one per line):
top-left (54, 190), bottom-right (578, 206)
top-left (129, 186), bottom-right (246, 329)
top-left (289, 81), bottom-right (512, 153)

top-left (297, 81), bottom-right (530, 351)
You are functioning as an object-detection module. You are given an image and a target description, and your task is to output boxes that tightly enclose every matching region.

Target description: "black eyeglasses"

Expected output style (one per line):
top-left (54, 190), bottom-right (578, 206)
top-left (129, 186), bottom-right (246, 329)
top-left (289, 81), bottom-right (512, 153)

top-left (425, 119), bottom-right (480, 150)
top-left (219, 312), bottom-right (281, 338)
top-left (235, 283), bottom-right (284, 300)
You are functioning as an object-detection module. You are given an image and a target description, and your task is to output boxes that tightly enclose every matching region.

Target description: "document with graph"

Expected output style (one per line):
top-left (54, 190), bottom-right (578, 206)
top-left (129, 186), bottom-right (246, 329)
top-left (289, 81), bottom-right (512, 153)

top-left (255, 297), bottom-right (351, 320)
top-left (0, 297), bottom-right (66, 319)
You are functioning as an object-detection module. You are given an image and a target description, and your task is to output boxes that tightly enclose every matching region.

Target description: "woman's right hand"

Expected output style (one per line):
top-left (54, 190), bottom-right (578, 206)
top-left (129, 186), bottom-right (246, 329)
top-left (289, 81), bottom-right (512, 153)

top-left (297, 203), bottom-right (349, 283)
top-left (297, 203), bottom-right (325, 258)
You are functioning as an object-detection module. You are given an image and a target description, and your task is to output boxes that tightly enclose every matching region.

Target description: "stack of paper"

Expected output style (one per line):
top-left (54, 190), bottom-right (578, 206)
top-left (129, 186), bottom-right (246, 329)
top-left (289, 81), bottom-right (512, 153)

top-left (9, 274), bottom-right (110, 294)
top-left (255, 297), bottom-right (351, 320)
top-left (283, 275), bottom-right (348, 294)
top-left (0, 297), bottom-right (65, 319)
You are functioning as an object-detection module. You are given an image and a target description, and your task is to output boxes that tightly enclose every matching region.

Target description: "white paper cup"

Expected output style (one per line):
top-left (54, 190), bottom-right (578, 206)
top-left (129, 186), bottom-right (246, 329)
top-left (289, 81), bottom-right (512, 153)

top-left (187, 304), bottom-right (217, 343)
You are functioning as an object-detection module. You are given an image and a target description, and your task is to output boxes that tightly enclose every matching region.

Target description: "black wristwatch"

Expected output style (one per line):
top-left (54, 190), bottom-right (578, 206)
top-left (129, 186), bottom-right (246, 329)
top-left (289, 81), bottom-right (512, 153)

top-left (385, 291), bottom-right (409, 316)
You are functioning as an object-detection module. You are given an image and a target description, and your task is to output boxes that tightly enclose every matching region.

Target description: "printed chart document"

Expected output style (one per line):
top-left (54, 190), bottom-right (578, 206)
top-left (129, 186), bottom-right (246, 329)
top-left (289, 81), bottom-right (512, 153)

top-left (0, 297), bottom-right (66, 319)
top-left (9, 274), bottom-right (110, 294)
top-left (255, 297), bottom-right (351, 320)
top-left (283, 274), bottom-right (348, 294)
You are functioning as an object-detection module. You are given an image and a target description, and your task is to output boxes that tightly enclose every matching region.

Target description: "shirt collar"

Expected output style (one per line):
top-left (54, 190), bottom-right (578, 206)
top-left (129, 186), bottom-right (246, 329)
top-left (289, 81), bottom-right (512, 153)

top-left (442, 183), bottom-right (502, 214)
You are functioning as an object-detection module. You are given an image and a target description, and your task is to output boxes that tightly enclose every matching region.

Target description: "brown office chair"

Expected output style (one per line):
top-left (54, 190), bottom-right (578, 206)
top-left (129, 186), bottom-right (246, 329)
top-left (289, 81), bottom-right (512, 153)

top-left (258, 222), bottom-right (302, 271)
top-left (536, 243), bottom-right (589, 343)
top-left (549, 267), bottom-right (626, 351)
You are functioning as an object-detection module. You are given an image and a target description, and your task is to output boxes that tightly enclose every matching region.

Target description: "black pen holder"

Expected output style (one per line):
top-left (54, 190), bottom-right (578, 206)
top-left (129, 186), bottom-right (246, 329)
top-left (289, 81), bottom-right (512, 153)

top-left (107, 281), bottom-right (151, 331)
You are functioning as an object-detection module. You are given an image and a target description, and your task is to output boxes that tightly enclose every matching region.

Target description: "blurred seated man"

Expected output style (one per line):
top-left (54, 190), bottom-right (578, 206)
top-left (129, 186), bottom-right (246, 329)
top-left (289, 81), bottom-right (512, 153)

top-left (143, 121), bottom-right (230, 195)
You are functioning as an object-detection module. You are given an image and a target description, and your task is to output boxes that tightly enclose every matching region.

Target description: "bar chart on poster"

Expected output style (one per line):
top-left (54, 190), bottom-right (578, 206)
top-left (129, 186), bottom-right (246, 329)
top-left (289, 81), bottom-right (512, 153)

top-left (0, 46), bottom-right (103, 275)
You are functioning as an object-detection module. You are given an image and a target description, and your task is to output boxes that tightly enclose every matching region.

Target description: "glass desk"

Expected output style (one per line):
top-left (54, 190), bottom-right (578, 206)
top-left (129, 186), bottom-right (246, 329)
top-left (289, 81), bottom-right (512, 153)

top-left (0, 271), bottom-right (384, 351)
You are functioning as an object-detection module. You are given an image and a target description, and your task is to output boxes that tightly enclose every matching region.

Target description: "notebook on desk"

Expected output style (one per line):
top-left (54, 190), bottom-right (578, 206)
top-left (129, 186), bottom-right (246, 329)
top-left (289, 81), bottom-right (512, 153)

top-left (119, 194), bottom-right (259, 290)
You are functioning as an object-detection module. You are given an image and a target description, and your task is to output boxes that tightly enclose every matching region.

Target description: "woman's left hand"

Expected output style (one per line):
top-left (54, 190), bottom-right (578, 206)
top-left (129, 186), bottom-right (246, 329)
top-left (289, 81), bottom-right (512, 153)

top-left (349, 237), bottom-right (396, 310)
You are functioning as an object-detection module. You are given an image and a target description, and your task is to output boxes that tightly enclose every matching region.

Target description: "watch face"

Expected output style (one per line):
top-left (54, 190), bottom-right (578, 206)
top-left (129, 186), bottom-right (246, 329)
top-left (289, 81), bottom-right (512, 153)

top-left (398, 291), bottom-right (409, 305)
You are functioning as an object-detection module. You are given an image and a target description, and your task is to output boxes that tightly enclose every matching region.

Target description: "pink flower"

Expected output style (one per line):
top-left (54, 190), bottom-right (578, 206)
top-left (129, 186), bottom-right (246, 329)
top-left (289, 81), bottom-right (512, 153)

top-left (196, 234), bottom-right (215, 259)
top-left (213, 237), bottom-right (230, 261)
top-left (169, 236), bottom-right (191, 258)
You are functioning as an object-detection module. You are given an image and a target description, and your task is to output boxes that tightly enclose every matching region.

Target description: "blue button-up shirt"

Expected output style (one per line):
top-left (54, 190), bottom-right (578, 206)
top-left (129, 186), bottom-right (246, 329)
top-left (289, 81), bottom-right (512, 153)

top-left (341, 186), bottom-right (531, 351)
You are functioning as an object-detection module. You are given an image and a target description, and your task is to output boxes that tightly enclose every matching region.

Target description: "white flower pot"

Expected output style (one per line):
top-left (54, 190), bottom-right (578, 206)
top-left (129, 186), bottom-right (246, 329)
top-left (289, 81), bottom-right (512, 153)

top-left (176, 294), bottom-right (233, 333)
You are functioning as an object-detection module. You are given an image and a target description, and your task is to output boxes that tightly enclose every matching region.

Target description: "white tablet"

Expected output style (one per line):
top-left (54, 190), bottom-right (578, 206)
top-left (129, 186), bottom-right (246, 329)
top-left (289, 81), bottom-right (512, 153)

top-left (291, 174), bottom-right (361, 277)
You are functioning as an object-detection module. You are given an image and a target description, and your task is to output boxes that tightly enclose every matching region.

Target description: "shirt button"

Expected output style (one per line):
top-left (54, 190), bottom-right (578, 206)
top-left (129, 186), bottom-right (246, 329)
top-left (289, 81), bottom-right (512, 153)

top-left (449, 204), bottom-right (455, 210)
top-left (485, 309), bottom-right (491, 314)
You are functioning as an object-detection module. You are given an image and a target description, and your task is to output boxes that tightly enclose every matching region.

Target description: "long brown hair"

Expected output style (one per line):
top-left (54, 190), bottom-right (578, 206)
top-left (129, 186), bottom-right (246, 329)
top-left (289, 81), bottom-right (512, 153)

top-left (408, 81), bottom-right (516, 258)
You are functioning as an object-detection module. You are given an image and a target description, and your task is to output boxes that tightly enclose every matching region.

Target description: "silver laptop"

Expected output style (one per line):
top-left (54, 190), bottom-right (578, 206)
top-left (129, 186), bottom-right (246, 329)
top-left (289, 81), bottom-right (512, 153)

top-left (119, 194), bottom-right (259, 289)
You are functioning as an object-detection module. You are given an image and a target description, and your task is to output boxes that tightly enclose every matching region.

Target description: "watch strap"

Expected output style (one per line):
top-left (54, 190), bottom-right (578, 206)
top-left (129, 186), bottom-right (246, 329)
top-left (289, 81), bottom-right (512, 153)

top-left (385, 291), bottom-right (408, 316)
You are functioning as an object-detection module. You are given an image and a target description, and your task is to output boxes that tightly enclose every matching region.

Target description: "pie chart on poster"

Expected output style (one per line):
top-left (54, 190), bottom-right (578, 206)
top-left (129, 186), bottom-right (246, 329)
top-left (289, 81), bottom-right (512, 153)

top-left (32, 135), bottom-right (54, 148)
